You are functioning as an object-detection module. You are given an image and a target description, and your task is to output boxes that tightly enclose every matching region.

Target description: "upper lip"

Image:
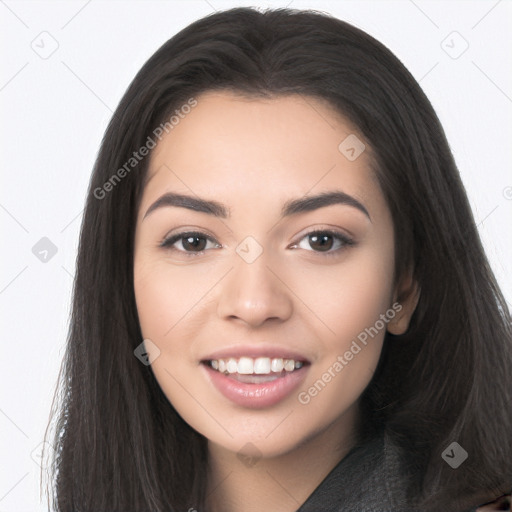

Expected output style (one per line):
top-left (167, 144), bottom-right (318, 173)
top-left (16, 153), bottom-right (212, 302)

top-left (201, 344), bottom-right (311, 363)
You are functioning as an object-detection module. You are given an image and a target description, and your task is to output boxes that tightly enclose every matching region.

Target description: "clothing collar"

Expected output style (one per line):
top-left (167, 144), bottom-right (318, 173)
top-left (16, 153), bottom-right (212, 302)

top-left (295, 427), bottom-right (493, 512)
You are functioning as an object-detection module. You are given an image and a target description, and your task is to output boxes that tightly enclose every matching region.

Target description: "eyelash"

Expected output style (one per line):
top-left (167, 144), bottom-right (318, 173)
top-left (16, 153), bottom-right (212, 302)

top-left (159, 229), bottom-right (355, 257)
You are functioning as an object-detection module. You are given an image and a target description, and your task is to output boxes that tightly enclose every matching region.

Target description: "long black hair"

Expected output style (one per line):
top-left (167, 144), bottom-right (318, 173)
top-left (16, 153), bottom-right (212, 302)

top-left (44, 7), bottom-right (512, 511)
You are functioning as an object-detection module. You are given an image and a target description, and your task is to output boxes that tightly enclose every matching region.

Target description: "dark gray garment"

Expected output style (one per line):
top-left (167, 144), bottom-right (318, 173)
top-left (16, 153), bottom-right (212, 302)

top-left (295, 429), bottom-right (485, 512)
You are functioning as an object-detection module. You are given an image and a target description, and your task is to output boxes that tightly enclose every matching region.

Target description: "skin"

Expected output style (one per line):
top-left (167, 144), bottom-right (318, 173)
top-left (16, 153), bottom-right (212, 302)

top-left (133, 91), bottom-right (419, 512)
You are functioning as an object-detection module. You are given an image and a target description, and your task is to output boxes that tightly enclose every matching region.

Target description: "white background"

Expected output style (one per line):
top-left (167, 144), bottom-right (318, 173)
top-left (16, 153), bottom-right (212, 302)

top-left (1, 1), bottom-right (511, 510)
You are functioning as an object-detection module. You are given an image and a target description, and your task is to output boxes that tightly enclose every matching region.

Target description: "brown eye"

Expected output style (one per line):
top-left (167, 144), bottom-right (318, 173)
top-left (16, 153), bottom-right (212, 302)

top-left (308, 233), bottom-right (334, 252)
top-left (182, 235), bottom-right (207, 251)
top-left (160, 231), bottom-right (220, 254)
top-left (295, 230), bottom-right (354, 255)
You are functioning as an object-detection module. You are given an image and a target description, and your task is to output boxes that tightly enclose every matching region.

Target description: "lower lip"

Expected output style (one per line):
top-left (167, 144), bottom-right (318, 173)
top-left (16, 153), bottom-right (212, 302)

top-left (202, 363), bottom-right (309, 409)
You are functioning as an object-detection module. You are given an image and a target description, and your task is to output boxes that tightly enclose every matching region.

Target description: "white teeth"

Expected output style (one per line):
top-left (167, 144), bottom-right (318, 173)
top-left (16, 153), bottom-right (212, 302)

top-left (254, 357), bottom-right (271, 374)
top-left (208, 356), bottom-right (305, 375)
top-left (237, 357), bottom-right (254, 374)
top-left (283, 359), bottom-right (295, 372)
top-left (226, 358), bottom-right (238, 374)
top-left (271, 358), bottom-right (284, 372)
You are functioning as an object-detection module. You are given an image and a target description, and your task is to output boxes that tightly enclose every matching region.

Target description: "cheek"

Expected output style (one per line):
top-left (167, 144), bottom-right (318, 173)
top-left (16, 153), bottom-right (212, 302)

top-left (329, 265), bottom-right (394, 344)
top-left (134, 260), bottom-right (172, 340)
top-left (134, 257), bottom-right (215, 345)
top-left (287, 246), bottom-right (395, 349)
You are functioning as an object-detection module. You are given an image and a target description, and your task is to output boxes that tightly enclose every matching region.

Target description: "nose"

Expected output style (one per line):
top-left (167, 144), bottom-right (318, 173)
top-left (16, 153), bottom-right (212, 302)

top-left (216, 250), bottom-right (293, 328)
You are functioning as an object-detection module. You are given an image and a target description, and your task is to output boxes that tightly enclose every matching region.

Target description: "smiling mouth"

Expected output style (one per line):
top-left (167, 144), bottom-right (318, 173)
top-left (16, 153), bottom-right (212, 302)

top-left (202, 356), bottom-right (308, 383)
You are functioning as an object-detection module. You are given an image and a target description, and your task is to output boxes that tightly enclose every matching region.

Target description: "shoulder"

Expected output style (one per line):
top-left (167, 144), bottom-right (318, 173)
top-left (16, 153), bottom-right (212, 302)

top-left (475, 493), bottom-right (511, 511)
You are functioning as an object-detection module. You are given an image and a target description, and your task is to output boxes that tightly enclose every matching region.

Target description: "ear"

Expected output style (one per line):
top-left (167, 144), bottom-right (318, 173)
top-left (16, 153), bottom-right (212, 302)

top-left (387, 271), bottom-right (420, 336)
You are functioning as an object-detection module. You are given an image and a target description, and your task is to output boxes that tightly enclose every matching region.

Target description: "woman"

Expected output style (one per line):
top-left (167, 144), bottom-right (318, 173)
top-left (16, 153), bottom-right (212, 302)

top-left (44, 7), bottom-right (512, 511)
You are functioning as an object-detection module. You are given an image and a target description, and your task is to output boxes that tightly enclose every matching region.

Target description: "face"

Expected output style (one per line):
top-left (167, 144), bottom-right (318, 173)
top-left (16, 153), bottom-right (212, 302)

top-left (133, 91), bottom-right (410, 459)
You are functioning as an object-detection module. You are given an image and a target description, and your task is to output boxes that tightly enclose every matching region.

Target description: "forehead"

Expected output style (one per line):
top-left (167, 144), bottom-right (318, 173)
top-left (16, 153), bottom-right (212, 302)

top-left (143, 91), bottom-right (381, 213)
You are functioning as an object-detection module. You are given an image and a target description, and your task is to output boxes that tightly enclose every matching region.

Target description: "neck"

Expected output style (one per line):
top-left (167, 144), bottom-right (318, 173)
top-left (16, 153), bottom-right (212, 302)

top-left (205, 403), bottom-right (361, 512)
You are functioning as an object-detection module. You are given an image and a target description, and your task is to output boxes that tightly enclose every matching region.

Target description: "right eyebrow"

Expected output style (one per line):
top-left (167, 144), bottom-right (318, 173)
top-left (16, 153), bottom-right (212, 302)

top-left (143, 193), bottom-right (229, 220)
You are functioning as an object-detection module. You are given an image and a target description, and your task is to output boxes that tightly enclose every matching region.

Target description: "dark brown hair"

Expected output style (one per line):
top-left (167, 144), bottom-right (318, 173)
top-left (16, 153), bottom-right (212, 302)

top-left (44, 7), bottom-right (512, 511)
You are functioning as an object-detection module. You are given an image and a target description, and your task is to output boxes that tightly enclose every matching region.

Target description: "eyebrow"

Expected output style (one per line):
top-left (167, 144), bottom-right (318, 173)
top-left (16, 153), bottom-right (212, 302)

top-left (143, 190), bottom-right (371, 221)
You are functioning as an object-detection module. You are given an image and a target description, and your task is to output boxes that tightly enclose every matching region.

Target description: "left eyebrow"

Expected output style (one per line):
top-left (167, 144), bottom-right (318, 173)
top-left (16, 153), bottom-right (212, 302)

top-left (281, 191), bottom-right (371, 221)
top-left (142, 190), bottom-right (371, 222)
